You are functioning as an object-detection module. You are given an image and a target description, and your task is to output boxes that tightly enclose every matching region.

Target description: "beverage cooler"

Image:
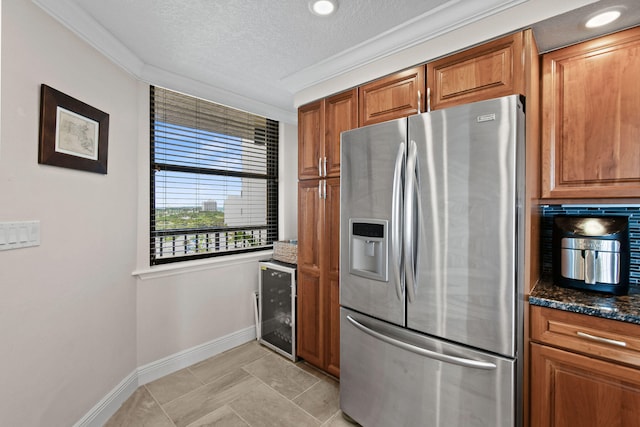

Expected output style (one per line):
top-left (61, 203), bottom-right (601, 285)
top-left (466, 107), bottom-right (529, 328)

top-left (258, 260), bottom-right (297, 360)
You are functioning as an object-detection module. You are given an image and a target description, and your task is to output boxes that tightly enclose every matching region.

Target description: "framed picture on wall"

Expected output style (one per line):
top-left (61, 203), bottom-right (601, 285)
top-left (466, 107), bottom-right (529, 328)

top-left (38, 84), bottom-right (110, 174)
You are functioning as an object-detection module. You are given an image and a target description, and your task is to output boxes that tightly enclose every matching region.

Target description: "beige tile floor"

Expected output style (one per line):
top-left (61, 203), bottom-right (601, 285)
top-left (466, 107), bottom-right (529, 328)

top-left (105, 341), bottom-right (357, 427)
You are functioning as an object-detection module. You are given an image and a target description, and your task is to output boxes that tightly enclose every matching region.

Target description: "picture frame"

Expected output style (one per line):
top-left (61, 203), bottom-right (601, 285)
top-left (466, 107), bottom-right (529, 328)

top-left (38, 84), bottom-right (109, 174)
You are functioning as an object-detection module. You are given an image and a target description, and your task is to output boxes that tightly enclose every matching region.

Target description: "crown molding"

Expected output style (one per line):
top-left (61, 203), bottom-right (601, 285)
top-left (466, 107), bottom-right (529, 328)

top-left (33, 0), bottom-right (527, 119)
top-left (31, 0), bottom-right (298, 122)
top-left (280, 0), bottom-right (528, 91)
top-left (32, 0), bottom-right (144, 75)
top-left (139, 65), bottom-right (298, 124)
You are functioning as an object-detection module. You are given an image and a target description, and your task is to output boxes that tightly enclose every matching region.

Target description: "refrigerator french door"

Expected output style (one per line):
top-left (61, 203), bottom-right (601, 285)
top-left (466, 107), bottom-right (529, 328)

top-left (340, 95), bottom-right (525, 427)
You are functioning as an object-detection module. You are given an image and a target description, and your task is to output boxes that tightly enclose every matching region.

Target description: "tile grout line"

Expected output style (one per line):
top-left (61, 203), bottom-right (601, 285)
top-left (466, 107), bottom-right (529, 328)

top-left (143, 384), bottom-right (179, 427)
top-left (227, 404), bottom-right (253, 427)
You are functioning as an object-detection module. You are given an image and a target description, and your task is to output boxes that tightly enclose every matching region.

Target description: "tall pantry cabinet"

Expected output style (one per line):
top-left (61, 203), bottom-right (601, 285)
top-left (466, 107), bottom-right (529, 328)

top-left (297, 89), bottom-right (357, 377)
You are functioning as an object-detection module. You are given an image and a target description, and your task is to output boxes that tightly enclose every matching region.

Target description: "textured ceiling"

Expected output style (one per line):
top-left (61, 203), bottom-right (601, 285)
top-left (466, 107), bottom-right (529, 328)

top-left (531, 0), bottom-right (640, 52)
top-left (32, 0), bottom-right (640, 122)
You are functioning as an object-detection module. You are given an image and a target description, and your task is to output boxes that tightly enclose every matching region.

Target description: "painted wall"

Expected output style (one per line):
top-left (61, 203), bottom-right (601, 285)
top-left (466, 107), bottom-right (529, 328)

top-left (133, 107), bottom-right (298, 369)
top-left (1, 2), bottom-right (300, 424)
top-left (280, 122), bottom-right (298, 240)
top-left (0, 0), bottom-right (138, 425)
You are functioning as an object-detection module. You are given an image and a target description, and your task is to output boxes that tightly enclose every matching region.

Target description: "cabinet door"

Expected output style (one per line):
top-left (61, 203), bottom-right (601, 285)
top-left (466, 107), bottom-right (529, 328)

top-left (297, 180), bottom-right (323, 272)
top-left (324, 178), bottom-right (341, 377)
top-left (531, 343), bottom-right (640, 427)
top-left (325, 90), bottom-right (357, 177)
top-left (298, 100), bottom-right (324, 180)
top-left (297, 269), bottom-right (324, 367)
top-left (427, 32), bottom-right (524, 111)
top-left (326, 277), bottom-right (340, 377)
top-left (541, 26), bottom-right (640, 198)
top-left (297, 180), bottom-right (324, 367)
top-left (297, 179), bottom-right (341, 375)
top-left (359, 66), bottom-right (425, 126)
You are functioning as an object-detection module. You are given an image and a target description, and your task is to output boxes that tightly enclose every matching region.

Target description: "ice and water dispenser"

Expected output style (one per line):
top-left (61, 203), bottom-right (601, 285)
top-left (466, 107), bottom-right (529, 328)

top-left (552, 215), bottom-right (630, 295)
top-left (349, 219), bottom-right (388, 282)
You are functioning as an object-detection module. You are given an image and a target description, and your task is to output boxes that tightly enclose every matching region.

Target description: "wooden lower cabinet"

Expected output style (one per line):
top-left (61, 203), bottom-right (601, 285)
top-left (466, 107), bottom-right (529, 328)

top-left (326, 277), bottom-right (340, 377)
top-left (297, 178), bottom-right (341, 377)
top-left (530, 306), bottom-right (640, 426)
top-left (297, 269), bottom-right (323, 367)
top-left (531, 343), bottom-right (640, 427)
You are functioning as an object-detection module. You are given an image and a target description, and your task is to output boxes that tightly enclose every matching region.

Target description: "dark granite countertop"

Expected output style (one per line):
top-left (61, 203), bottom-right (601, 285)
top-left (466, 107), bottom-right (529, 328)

top-left (529, 279), bottom-right (640, 325)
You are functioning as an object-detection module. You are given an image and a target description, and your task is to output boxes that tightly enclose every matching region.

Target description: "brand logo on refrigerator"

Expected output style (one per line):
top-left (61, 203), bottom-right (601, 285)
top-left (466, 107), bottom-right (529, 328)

top-left (476, 113), bottom-right (496, 122)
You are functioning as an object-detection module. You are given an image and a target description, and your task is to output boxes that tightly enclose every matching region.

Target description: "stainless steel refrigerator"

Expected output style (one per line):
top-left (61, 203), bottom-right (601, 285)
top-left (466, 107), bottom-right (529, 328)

top-left (339, 95), bottom-right (525, 427)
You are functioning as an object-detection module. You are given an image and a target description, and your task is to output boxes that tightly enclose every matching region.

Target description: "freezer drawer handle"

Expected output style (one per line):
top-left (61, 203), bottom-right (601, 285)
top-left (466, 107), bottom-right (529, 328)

top-left (346, 315), bottom-right (497, 370)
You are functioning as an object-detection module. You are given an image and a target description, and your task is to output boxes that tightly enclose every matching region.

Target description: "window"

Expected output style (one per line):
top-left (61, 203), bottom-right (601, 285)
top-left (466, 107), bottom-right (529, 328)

top-left (150, 86), bottom-right (278, 265)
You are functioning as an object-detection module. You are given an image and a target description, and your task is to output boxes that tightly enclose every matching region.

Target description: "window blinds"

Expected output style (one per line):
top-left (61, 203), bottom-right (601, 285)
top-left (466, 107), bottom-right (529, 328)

top-left (150, 86), bottom-right (279, 265)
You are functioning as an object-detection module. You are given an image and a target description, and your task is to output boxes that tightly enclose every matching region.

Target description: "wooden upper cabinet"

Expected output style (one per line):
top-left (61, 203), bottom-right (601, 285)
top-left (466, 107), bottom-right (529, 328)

top-left (541, 26), bottom-right (640, 199)
top-left (427, 32), bottom-right (524, 111)
top-left (298, 100), bottom-right (323, 180)
top-left (359, 66), bottom-right (425, 126)
top-left (325, 89), bottom-right (358, 177)
top-left (298, 90), bottom-right (357, 180)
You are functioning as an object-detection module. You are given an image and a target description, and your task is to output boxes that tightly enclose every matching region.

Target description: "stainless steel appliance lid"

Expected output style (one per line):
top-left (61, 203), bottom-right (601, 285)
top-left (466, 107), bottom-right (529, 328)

top-left (554, 215), bottom-right (628, 237)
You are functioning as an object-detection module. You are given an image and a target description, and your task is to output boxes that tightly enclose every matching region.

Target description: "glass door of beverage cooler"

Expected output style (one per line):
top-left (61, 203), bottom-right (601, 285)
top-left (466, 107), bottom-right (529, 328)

top-left (258, 260), bottom-right (297, 360)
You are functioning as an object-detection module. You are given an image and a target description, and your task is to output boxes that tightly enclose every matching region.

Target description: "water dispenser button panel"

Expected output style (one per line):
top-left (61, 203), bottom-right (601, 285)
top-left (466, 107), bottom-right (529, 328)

top-left (349, 219), bottom-right (389, 282)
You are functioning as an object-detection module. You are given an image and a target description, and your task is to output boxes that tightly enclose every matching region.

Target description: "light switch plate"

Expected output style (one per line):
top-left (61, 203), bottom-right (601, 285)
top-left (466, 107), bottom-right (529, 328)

top-left (0, 221), bottom-right (40, 251)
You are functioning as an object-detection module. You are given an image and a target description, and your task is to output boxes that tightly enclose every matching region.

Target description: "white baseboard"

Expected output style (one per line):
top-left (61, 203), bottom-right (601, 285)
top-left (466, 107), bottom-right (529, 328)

top-left (74, 326), bottom-right (257, 427)
top-left (137, 325), bottom-right (257, 385)
top-left (73, 371), bottom-right (138, 427)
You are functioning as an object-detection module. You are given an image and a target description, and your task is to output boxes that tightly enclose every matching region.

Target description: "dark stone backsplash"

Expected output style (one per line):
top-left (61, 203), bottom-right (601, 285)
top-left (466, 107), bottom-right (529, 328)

top-left (540, 205), bottom-right (640, 289)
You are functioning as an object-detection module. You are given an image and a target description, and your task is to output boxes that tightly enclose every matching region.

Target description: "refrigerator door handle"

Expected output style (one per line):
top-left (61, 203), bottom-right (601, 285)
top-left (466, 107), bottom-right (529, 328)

top-left (391, 142), bottom-right (406, 300)
top-left (346, 315), bottom-right (497, 370)
top-left (404, 139), bottom-right (418, 303)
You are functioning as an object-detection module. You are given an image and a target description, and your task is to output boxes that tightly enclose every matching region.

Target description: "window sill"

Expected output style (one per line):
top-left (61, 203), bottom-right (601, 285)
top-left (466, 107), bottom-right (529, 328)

top-left (132, 250), bottom-right (273, 280)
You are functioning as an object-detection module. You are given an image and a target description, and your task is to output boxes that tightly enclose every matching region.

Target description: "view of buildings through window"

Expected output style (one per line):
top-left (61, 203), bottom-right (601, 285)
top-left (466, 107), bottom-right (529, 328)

top-left (150, 87), bottom-right (278, 264)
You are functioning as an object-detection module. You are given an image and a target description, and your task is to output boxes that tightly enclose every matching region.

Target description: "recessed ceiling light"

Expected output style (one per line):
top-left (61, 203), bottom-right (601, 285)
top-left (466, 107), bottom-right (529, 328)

top-left (309, 0), bottom-right (337, 16)
top-left (585, 9), bottom-right (622, 28)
